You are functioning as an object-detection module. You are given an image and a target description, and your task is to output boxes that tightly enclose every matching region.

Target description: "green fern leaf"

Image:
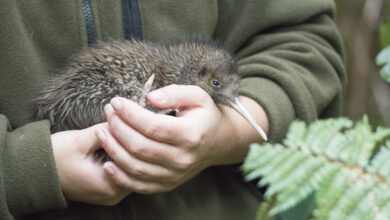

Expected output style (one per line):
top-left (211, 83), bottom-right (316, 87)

top-left (255, 196), bottom-right (278, 220)
top-left (368, 142), bottom-right (390, 180)
top-left (323, 174), bottom-right (377, 220)
top-left (243, 117), bottom-right (390, 220)
top-left (376, 46), bottom-right (390, 82)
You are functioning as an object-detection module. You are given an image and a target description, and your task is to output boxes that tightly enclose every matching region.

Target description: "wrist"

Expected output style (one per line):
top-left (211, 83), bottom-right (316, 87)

top-left (234, 96), bottom-right (269, 144)
top-left (213, 96), bottom-right (269, 165)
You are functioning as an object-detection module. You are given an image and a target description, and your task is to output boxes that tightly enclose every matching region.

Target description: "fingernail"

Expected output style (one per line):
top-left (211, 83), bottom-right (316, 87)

top-left (111, 97), bottom-right (122, 112)
top-left (103, 163), bottom-right (115, 176)
top-left (148, 90), bottom-right (165, 103)
top-left (104, 104), bottom-right (114, 119)
top-left (95, 129), bottom-right (106, 144)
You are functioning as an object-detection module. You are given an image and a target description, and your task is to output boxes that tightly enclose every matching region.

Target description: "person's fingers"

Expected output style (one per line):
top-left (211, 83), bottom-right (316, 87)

top-left (96, 126), bottom-right (182, 181)
top-left (146, 84), bottom-right (214, 109)
top-left (77, 123), bottom-right (109, 155)
top-left (106, 98), bottom-right (195, 144)
top-left (70, 160), bottom-right (128, 205)
top-left (103, 162), bottom-right (176, 194)
top-left (51, 125), bottom-right (130, 206)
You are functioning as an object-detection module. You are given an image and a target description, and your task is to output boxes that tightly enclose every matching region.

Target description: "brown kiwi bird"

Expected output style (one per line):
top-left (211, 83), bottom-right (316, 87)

top-left (33, 38), bottom-right (267, 161)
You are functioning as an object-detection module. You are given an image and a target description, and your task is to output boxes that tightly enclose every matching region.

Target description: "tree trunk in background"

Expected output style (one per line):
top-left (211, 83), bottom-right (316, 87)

top-left (336, 0), bottom-right (390, 126)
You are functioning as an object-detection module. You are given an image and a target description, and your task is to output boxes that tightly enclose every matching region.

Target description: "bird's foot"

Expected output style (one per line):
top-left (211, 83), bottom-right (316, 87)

top-left (138, 74), bottom-right (155, 108)
top-left (136, 74), bottom-right (177, 116)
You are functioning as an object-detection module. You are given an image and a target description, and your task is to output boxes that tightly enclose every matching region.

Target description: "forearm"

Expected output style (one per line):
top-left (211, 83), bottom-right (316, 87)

top-left (236, 14), bottom-right (345, 142)
top-left (212, 2), bottom-right (345, 164)
top-left (214, 0), bottom-right (345, 142)
top-left (0, 115), bottom-right (67, 217)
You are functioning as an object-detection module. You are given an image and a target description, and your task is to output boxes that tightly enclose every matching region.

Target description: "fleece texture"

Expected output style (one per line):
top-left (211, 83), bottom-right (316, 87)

top-left (0, 0), bottom-right (345, 219)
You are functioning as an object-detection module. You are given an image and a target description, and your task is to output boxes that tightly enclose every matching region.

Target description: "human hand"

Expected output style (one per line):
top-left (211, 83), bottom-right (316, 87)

top-left (51, 123), bottom-right (130, 206)
top-left (96, 84), bottom-right (268, 194)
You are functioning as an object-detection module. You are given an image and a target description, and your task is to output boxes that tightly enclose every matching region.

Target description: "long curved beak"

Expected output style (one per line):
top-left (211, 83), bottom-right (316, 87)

top-left (228, 97), bottom-right (268, 141)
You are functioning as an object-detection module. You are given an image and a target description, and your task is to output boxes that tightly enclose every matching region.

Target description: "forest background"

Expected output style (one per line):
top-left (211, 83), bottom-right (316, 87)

top-left (336, 0), bottom-right (390, 126)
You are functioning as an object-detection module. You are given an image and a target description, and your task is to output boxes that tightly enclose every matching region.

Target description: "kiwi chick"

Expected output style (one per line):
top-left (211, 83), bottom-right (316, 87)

top-left (33, 38), bottom-right (267, 162)
top-left (33, 39), bottom-right (240, 133)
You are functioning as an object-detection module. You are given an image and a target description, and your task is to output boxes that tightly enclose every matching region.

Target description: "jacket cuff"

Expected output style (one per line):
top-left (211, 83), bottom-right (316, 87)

top-left (3, 119), bottom-right (67, 216)
top-left (239, 77), bottom-right (295, 142)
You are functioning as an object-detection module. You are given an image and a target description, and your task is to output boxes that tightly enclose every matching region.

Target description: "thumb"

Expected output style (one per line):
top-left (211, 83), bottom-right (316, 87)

top-left (146, 84), bottom-right (214, 109)
top-left (80, 123), bottom-right (108, 155)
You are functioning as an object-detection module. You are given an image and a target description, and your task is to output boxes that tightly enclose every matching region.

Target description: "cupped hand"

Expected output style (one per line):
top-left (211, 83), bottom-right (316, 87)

top-left (97, 84), bottom-right (268, 194)
top-left (51, 123), bottom-right (131, 206)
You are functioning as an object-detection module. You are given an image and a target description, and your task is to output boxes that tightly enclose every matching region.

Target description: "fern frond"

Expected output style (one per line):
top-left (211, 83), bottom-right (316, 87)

top-left (369, 141), bottom-right (390, 181)
top-left (321, 174), bottom-right (377, 220)
top-left (242, 117), bottom-right (390, 220)
top-left (255, 196), bottom-right (278, 220)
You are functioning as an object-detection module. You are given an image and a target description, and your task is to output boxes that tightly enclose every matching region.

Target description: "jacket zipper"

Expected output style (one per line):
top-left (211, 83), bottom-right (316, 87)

top-left (82, 0), bottom-right (97, 45)
top-left (122, 0), bottom-right (142, 39)
top-left (82, 0), bottom-right (142, 45)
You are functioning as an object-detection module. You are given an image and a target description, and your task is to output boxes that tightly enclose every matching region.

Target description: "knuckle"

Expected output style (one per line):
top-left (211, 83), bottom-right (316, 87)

top-left (110, 173), bottom-right (130, 189)
top-left (113, 176), bottom-right (127, 188)
top-left (145, 121), bottom-right (161, 137)
top-left (175, 155), bottom-right (194, 171)
top-left (165, 123), bottom-right (179, 137)
top-left (104, 144), bottom-right (117, 160)
top-left (109, 116), bottom-right (121, 132)
top-left (130, 164), bottom-right (146, 178)
top-left (122, 107), bottom-right (135, 122)
top-left (185, 132), bottom-right (202, 148)
top-left (131, 144), bottom-right (147, 157)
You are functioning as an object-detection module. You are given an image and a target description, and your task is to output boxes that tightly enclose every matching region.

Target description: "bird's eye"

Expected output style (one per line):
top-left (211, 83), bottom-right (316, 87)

top-left (210, 79), bottom-right (222, 88)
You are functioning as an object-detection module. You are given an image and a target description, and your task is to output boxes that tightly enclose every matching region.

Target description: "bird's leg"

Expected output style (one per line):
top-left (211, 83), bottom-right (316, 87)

top-left (138, 74), bottom-right (155, 108)
top-left (138, 73), bottom-right (177, 116)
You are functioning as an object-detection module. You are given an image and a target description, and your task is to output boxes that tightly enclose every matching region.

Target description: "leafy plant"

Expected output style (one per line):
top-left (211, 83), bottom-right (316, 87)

top-left (377, 11), bottom-right (390, 83)
top-left (376, 47), bottom-right (390, 82)
top-left (379, 15), bottom-right (390, 48)
top-left (243, 117), bottom-right (390, 220)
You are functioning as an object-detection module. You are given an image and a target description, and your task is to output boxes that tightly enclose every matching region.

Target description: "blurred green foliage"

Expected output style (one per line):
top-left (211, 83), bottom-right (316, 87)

top-left (376, 47), bottom-right (390, 82)
top-left (380, 19), bottom-right (390, 47)
top-left (377, 10), bottom-right (390, 83)
top-left (243, 117), bottom-right (390, 220)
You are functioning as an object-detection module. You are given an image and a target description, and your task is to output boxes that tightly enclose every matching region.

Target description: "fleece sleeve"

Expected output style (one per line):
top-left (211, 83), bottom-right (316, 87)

top-left (215, 0), bottom-right (346, 142)
top-left (0, 115), bottom-right (67, 218)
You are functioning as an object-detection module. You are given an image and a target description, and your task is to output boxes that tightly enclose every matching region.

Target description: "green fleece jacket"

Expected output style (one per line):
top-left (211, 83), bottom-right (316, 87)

top-left (0, 0), bottom-right (345, 219)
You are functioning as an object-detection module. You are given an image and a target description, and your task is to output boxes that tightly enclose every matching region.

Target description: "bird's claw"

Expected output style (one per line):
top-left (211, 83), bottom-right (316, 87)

top-left (144, 73), bottom-right (155, 93)
top-left (138, 74), bottom-right (155, 108)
